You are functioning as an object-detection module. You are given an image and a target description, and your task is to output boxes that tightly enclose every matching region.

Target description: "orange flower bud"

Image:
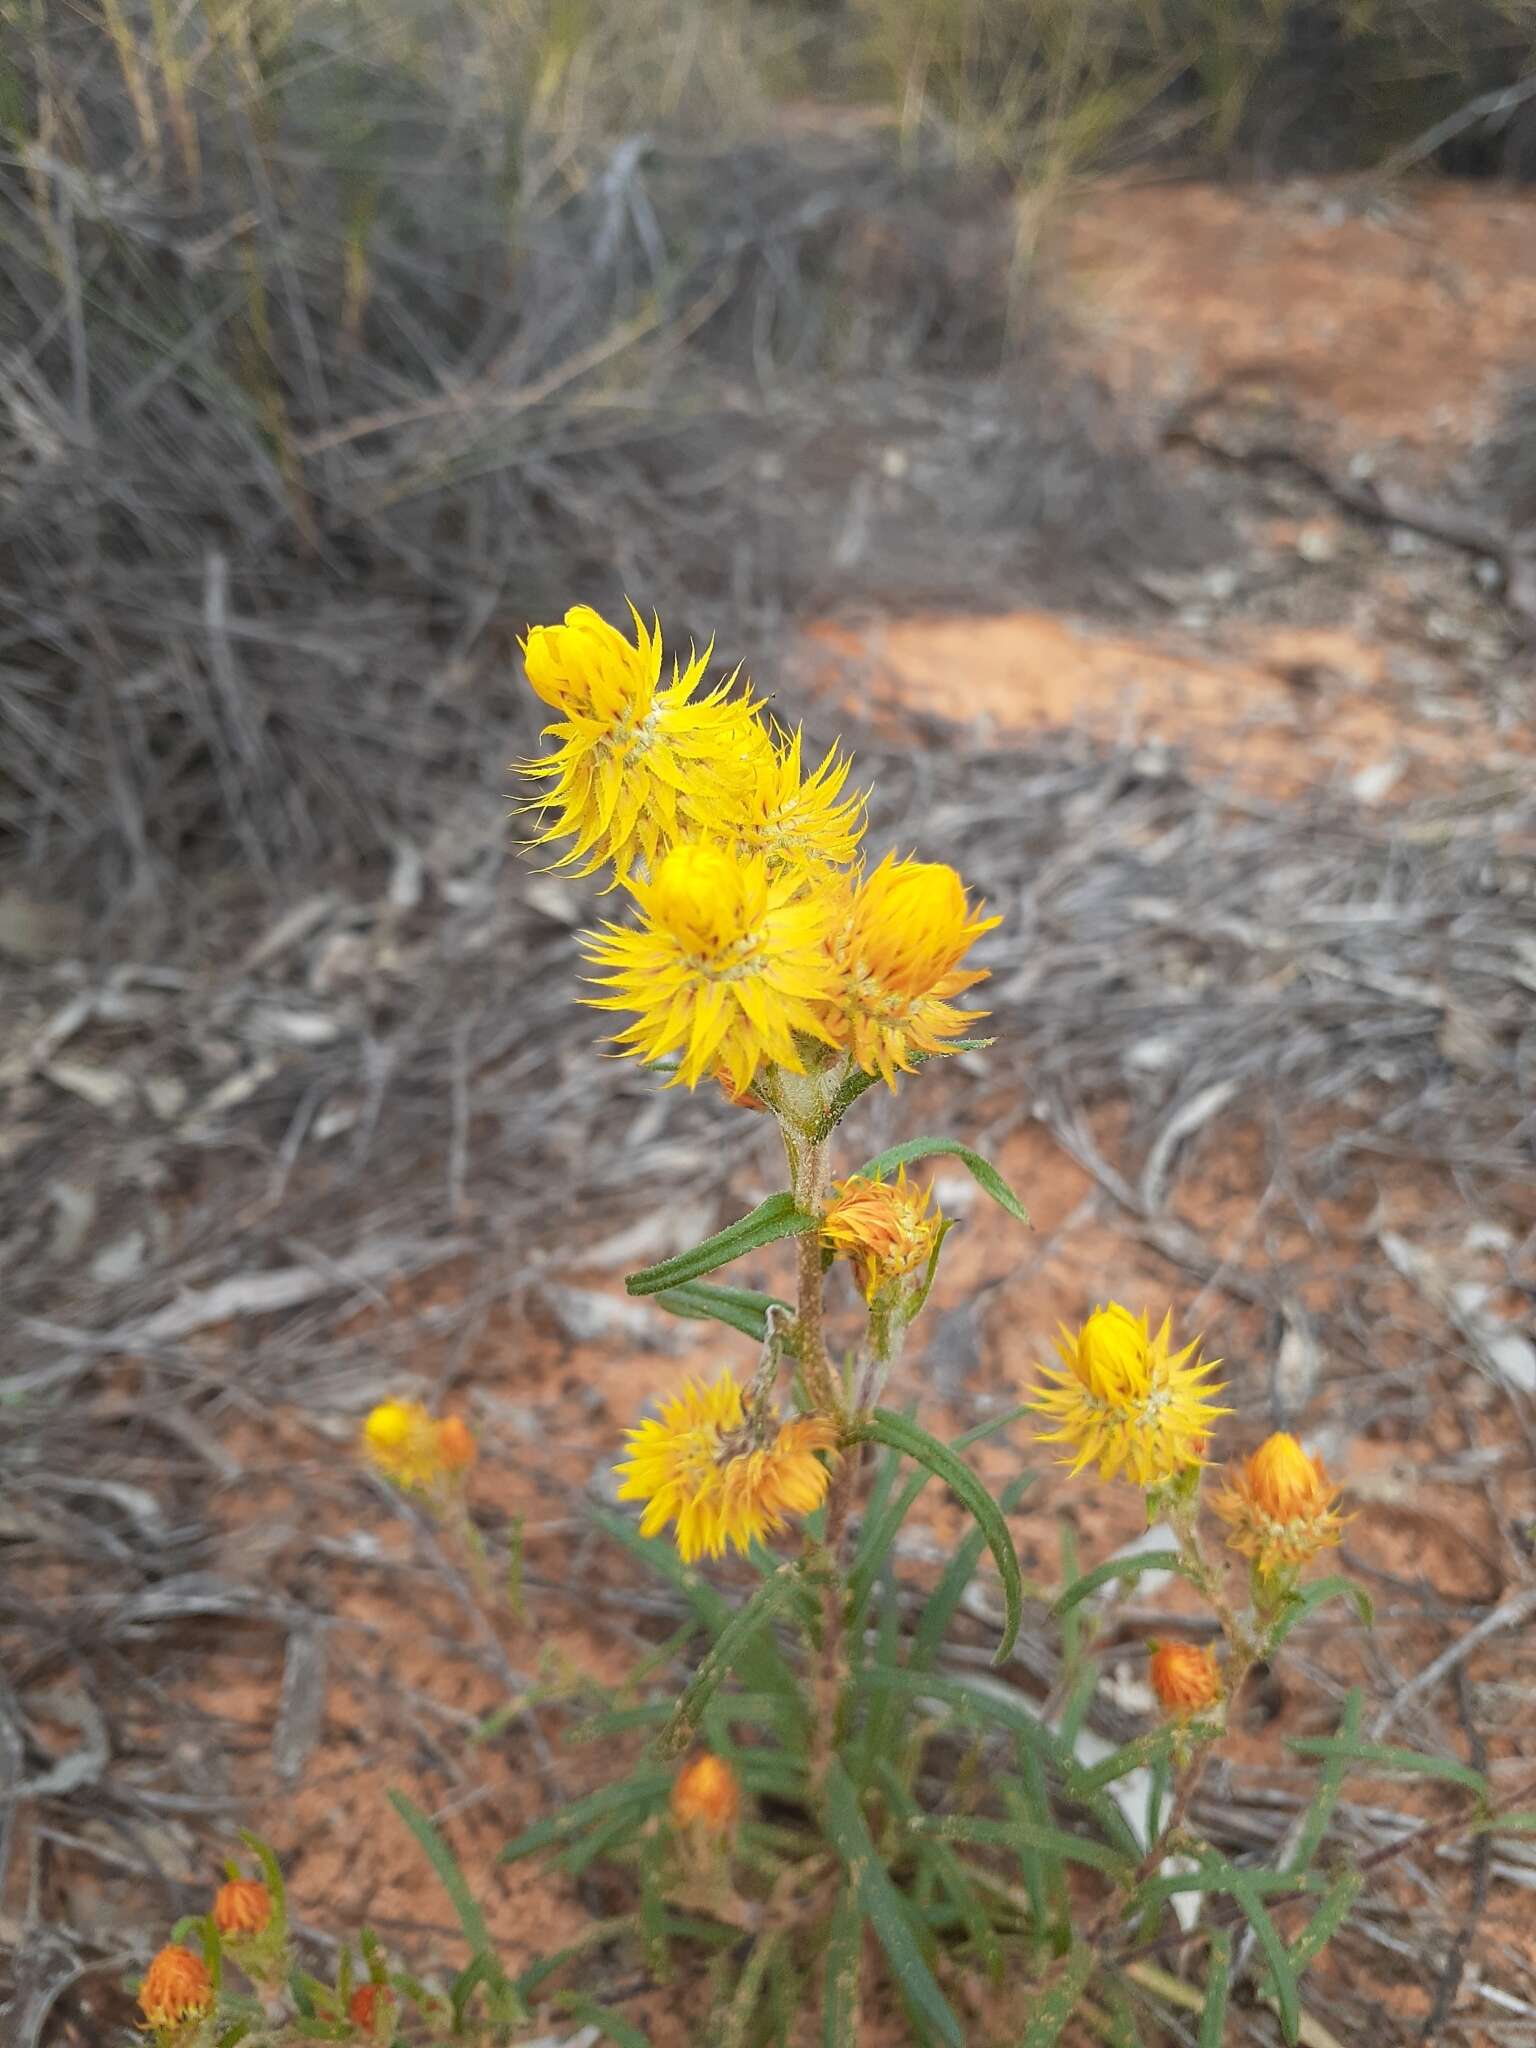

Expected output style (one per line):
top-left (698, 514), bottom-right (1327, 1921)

top-left (137, 1944), bottom-right (214, 2030)
top-left (437, 1415), bottom-right (476, 1472)
top-left (212, 1876), bottom-right (272, 1937)
top-left (670, 1753), bottom-right (741, 1833)
top-left (349, 1982), bottom-right (393, 2028)
top-left (1212, 1431), bottom-right (1345, 1576)
top-left (1149, 1641), bottom-right (1222, 1716)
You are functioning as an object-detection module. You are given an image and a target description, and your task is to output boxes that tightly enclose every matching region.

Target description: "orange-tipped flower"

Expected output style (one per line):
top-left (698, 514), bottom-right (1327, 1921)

top-left (1212, 1432), bottom-right (1345, 1576)
top-left (349, 1983), bottom-right (393, 2030)
top-left (137, 1944), bottom-right (213, 2031)
top-left (671, 1753), bottom-right (741, 1833)
top-left (821, 1166), bottom-right (944, 1305)
top-left (212, 1876), bottom-right (271, 1937)
top-left (437, 1414), bottom-right (477, 1472)
top-left (1149, 1641), bottom-right (1222, 1716)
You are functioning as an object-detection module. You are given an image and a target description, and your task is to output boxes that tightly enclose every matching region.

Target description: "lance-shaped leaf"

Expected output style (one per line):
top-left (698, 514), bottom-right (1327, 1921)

top-left (1050, 1549), bottom-right (1195, 1620)
top-left (658, 1563), bottom-right (803, 1758)
top-left (851, 1409), bottom-right (1023, 1663)
top-left (1265, 1575), bottom-right (1373, 1653)
top-left (1015, 1944), bottom-right (1096, 2046)
top-left (626, 1191), bottom-right (818, 1296)
top-left (853, 1137), bottom-right (1029, 1225)
top-left (652, 1280), bottom-right (791, 1343)
top-left (1286, 1734), bottom-right (1487, 1799)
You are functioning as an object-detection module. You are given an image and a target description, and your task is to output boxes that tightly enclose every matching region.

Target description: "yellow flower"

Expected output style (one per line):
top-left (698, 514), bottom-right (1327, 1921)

top-left (361, 1400), bottom-right (473, 1493)
top-left (1149, 1640), bottom-right (1222, 1716)
top-left (732, 724), bottom-right (866, 874)
top-left (821, 1166), bottom-right (944, 1303)
top-left (519, 604), bottom-right (765, 886)
top-left (671, 1753), bottom-right (742, 1833)
top-left (1212, 1432), bottom-right (1345, 1576)
top-left (582, 841), bottom-right (843, 1093)
top-left (615, 1374), bottom-right (838, 1563)
top-left (137, 1944), bottom-right (213, 2031)
top-left (833, 854), bottom-right (998, 1086)
top-left (1028, 1304), bottom-right (1228, 1486)
top-left (212, 1877), bottom-right (272, 1936)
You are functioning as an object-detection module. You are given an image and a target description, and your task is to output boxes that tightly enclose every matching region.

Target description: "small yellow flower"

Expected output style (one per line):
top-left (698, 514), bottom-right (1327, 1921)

top-left (615, 1374), bottom-right (838, 1563)
top-left (833, 854), bottom-right (999, 1086)
top-left (732, 724), bottom-right (866, 874)
top-left (671, 1753), bottom-right (742, 1833)
top-left (583, 841), bottom-right (843, 1093)
top-left (1028, 1304), bottom-right (1229, 1487)
top-left (1212, 1432), bottom-right (1345, 1576)
top-left (137, 1944), bottom-right (213, 2031)
top-left (1149, 1640), bottom-right (1222, 1716)
top-left (519, 604), bottom-right (765, 886)
top-left (212, 1877), bottom-right (271, 1937)
top-left (821, 1166), bottom-right (944, 1304)
top-left (361, 1401), bottom-right (472, 1494)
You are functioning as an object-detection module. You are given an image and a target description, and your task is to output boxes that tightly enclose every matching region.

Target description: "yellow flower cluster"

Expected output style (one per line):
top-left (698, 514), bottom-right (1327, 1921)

top-left (361, 1399), bottom-right (476, 1494)
top-left (518, 604), bottom-right (998, 1097)
top-left (615, 1373), bottom-right (838, 1564)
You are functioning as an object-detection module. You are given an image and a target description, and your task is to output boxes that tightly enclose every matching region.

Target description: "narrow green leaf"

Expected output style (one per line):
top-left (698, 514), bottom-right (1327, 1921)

top-left (1266, 1575), bottom-right (1373, 1652)
top-left (1286, 1687), bottom-right (1360, 1872)
top-left (551, 1992), bottom-right (651, 2047)
top-left (822, 1880), bottom-right (864, 2048)
top-left (1136, 1867), bottom-right (1327, 1909)
top-left (1072, 1726), bottom-right (1181, 1796)
top-left (912, 1813), bottom-right (1134, 1880)
top-left (1285, 1735), bottom-right (1487, 1798)
top-left (652, 1280), bottom-right (790, 1341)
top-left (1198, 1929), bottom-right (1231, 2048)
top-left (658, 1564), bottom-right (802, 1758)
top-left (875, 1761), bottom-right (1004, 1982)
top-left (854, 1138), bottom-right (1029, 1225)
top-left (824, 1760), bottom-right (965, 2048)
top-left (1481, 1810), bottom-right (1536, 1834)
top-left (1273, 1867), bottom-right (1362, 1982)
top-left (235, 1832), bottom-right (287, 1928)
top-left (626, 1192), bottom-right (816, 1296)
top-left (498, 1772), bottom-right (672, 1863)
top-left (1016, 1943), bottom-right (1095, 2045)
top-left (865, 1448), bottom-right (1032, 1658)
top-left (854, 1410), bottom-right (1022, 1663)
top-left (1049, 1550), bottom-right (1192, 1620)
top-left (389, 1794), bottom-right (525, 2020)
top-left (1230, 1875), bottom-right (1299, 2044)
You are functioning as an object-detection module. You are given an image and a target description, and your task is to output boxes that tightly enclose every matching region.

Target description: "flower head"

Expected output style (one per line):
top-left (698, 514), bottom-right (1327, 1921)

top-left (583, 841), bottom-right (842, 1093)
top-left (732, 725), bottom-right (866, 875)
top-left (137, 1945), bottom-right (213, 2032)
top-left (212, 1876), bottom-right (271, 1937)
top-left (1149, 1641), bottom-right (1222, 1716)
top-left (361, 1400), bottom-right (472, 1494)
top-left (671, 1753), bottom-right (741, 1833)
top-left (615, 1373), bottom-right (838, 1563)
top-left (519, 605), bottom-right (765, 886)
top-left (821, 1166), bottom-right (944, 1305)
top-left (834, 854), bottom-right (998, 1086)
top-left (1212, 1432), bottom-right (1345, 1576)
top-left (1028, 1304), bottom-right (1228, 1486)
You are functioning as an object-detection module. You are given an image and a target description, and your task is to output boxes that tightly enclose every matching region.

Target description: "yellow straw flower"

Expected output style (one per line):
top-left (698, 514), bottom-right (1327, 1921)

top-left (361, 1400), bottom-right (473, 1493)
top-left (1149, 1641), bottom-right (1222, 1716)
top-left (1212, 1432), bottom-right (1345, 1576)
top-left (519, 604), bottom-right (764, 886)
top-left (137, 1944), bottom-right (213, 2031)
top-left (582, 841), bottom-right (843, 1092)
top-left (821, 1166), bottom-right (944, 1303)
top-left (615, 1374), bottom-right (838, 1563)
top-left (732, 724), bottom-right (866, 874)
top-left (1027, 1303), bottom-right (1228, 1486)
top-left (833, 854), bottom-right (999, 1086)
top-left (671, 1753), bottom-right (742, 1834)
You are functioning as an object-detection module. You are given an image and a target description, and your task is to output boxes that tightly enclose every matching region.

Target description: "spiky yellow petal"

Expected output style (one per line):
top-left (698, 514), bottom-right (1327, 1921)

top-left (518, 604), bottom-right (765, 887)
top-left (832, 853), bottom-right (998, 1087)
top-left (614, 1375), bottom-right (838, 1563)
top-left (732, 723), bottom-right (866, 874)
top-left (821, 1165), bottom-right (944, 1303)
top-left (1211, 1432), bottom-right (1345, 1575)
top-left (583, 841), bottom-right (843, 1092)
top-left (1027, 1303), bottom-right (1229, 1487)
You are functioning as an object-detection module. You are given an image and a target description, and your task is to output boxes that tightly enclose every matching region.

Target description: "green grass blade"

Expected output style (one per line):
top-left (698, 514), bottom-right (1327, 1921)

top-left (389, 1793), bottom-right (525, 2020)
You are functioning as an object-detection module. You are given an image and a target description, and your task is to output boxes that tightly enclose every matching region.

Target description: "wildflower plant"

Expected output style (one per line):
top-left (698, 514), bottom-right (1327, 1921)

top-left (128, 603), bottom-right (1536, 2044)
